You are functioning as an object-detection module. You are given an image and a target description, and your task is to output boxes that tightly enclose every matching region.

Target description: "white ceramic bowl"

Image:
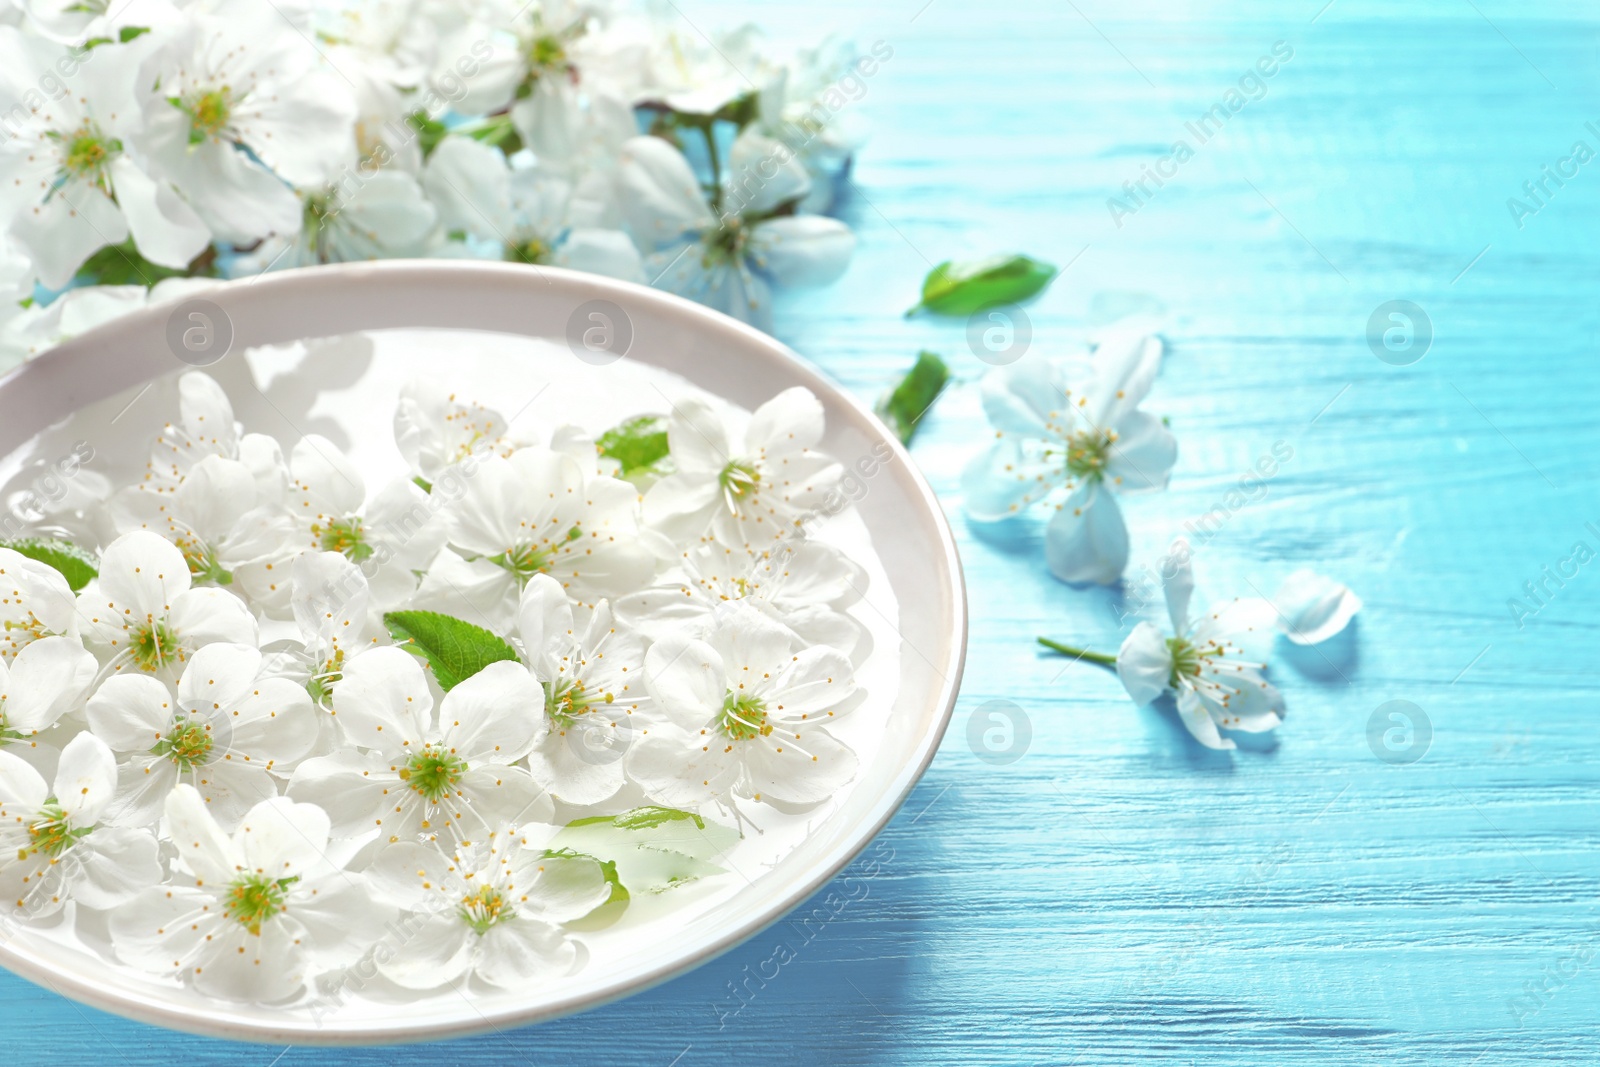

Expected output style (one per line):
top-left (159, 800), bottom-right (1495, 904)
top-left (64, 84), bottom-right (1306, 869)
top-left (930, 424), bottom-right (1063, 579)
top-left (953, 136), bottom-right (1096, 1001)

top-left (0, 261), bottom-right (965, 1045)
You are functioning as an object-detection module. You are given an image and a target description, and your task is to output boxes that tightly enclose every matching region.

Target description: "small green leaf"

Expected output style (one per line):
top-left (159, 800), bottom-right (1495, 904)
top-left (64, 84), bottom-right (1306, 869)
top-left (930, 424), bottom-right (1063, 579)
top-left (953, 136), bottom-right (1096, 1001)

top-left (463, 113), bottom-right (522, 154)
top-left (551, 806), bottom-right (738, 899)
top-left (1, 538), bottom-right (99, 592)
top-left (906, 253), bottom-right (1058, 317)
top-left (74, 238), bottom-right (215, 289)
top-left (596, 415), bottom-right (671, 479)
top-left (119, 26), bottom-right (150, 43)
top-left (1, 538), bottom-right (98, 592)
top-left (406, 110), bottom-right (448, 159)
top-left (382, 610), bottom-right (519, 691)
top-left (875, 350), bottom-right (950, 445)
top-left (412, 475), bottom-right (433, 493)
top-left (568, 806), bottom-right (706, 832)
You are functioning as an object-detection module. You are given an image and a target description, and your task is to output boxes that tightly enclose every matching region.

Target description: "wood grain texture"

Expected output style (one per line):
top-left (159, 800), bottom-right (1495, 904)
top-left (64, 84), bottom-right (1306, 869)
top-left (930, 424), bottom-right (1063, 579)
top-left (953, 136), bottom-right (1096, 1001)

top-left (6, 0), bottom-right (1598, 1063)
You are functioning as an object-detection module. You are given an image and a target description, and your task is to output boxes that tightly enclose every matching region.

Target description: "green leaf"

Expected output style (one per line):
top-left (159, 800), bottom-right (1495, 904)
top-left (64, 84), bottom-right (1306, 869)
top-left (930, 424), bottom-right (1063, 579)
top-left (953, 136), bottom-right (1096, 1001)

top-left (406, 110), bottom-right (448, 159)
top-left (905, 253), bottom-right (1058, 317)
top-left (1, 538), bottom-right (98, 592)
top-left (119, 26), bottom-right (150, 43)
top-left (596, 415), bottom-right (671, 479)
top-left (567, 805), bottom-right (706, 832)
top-left (75, 239), bottom-right (215, 289)
top-left (874, 350), bottom-right (950, 445)
top-left (463, 113), bottom-right (522, 154)
top-left (412, 475), bottom-right (433, 493)
top-left (551, 806), bottom-right (738, 899)
top-left (382, 610), bottom-right (519, 691)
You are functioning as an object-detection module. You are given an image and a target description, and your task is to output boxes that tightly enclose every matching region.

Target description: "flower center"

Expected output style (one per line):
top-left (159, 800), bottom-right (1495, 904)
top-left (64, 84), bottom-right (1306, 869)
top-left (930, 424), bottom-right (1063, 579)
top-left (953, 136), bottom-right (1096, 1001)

top-left (704, 218), bottom-right (748, 264)
top-left (2, 616), bottom-right (49, 658)
top-left (718, 459), bottom-right (760, 501)
top-left (307, 648), bottom-right (345, 706)
top-left (544, 677), bottom-right (614, 728)
top-left (529, 33), bottom-right (567, 72)
top-left (1166, 637), bottom-right (1204, 687)
top-left (1065, 429), bottom-right (1115, 480)
top-left (400, 745), bottom-right (468, 802)
top-left (506, 237), bottom-right (550, 266)
top-left (492, 525), bottom-right (582, 582)
top-left (20, 801), bottom-right (90, 860)
top-left (130, 620), bottom-right (182, 672)
top-left (459, 884), bottom-right (513, 934)
top-left (181, 87), bottom-right (234, 144)
top-left (719, 691), bottom-right (771, 742)
top-left (152, 717), bottom-right (215, 771)
top-left (224, 874), bottom-right (294, 935)
top-left (316, 517), bottom-right (374, 562)
top-left (55, 122), bottom-right (120, 182)
top-left (179, 538), bottom-right (233, 586)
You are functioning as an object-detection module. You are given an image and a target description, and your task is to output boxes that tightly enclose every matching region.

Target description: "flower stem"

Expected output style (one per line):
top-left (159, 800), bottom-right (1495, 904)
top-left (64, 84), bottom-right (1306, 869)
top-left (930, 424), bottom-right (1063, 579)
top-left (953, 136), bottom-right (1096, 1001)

top-left (1036, 637), bottom-right (1117, 669)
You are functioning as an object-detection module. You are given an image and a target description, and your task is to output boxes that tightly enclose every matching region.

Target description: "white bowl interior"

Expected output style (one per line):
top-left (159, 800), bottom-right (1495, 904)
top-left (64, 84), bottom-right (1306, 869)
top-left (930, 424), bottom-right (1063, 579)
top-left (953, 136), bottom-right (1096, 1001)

top-left (0, 262), bottom-right (965, 1044)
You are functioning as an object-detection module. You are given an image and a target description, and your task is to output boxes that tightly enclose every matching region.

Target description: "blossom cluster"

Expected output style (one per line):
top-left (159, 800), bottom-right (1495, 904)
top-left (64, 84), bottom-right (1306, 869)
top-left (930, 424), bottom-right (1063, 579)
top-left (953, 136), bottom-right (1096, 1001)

top-left (0, 0), bottom-right (882, 364)
top-left (966, 325), bottom-right (1361, 750)
top-left (0, 369), bottom-right (870, 1004)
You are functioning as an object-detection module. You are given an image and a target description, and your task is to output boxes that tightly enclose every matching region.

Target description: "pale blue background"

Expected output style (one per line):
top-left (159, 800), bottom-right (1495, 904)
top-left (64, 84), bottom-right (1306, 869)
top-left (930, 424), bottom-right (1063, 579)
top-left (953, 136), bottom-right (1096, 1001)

top-left (10, 0), bottom-right (1600, 1063)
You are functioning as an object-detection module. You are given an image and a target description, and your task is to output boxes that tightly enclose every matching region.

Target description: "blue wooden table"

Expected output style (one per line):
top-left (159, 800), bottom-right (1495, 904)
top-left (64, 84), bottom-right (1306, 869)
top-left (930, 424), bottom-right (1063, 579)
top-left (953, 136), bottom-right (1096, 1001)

top-left (10, 0), bottom-right (1599, 1063)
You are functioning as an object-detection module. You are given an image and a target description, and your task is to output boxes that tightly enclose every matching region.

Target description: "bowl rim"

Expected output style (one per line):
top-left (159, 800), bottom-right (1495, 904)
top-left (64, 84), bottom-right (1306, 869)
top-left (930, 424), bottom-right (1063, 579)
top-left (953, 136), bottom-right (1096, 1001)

top-left (0, 260), bottom-right (967, 1045)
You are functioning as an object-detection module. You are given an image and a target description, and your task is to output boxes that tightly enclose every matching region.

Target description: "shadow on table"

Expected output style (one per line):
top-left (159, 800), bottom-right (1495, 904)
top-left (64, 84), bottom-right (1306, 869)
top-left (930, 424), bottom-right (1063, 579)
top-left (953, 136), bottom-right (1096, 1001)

top-left (1276, 619), bottom-right (1361, 684)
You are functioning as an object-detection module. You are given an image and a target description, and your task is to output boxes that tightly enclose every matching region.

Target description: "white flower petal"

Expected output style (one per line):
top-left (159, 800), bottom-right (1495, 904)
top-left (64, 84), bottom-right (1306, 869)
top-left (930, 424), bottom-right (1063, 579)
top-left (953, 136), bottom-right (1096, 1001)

top-left (643, 635), bottom-right (724, 729)
top-left (614, 136), bottom-right (715, 251)
top-left (290, 550), bottom-right (369, 645)
top-left (1162, 538), bottom-right (1195, 634)
top-left (72, 825), bottom-right (162, 909)
top-left (292, 434), bottom-right (366, 517)
top-left (517, 573), bottom-right (575, 663)
top-left (161, 783), bottom-right (238, 884)
top-left (95, 531), bottom-right (191, 620)
top-left (86, 673), bottom-right (175, 751)
top-left (178, 642), bottom-right (262, 714)
top-left (1085, 327), bottom-right (1162, 426)
top-left (739, 726), bottom-right (857, 805)
top-left (746, 215), bottom-right (854, 288)
top-left (453, 765), bottom-right (551, 838)
top-left (1116, 622), bottom-right (1173, 707)
top-left (4, 635), bottom-right (97, 731)
top-left (109, 156), bottom-right (211, 271)
top-left (174, 456), bottom-right (260, 544)
top-left (285, 751), bottom-right (389, 839)
top-left (0, 749), bottom-right (48, 809)
top-left (1044, 483), bottom-right (1129, 585)
top-left (1272, 569), bottom-right (1362, 645)
top-left (236, 796), bottom-right (330, 880)
top-left (166, 587), bottom-right (258, 651)
top-left (374, 911), bottom-right (474, 990)
top-left (329, 645), bottom-right (432, 753)
top-left (1105, 410), bottom-right (1177, 492)
top-left (475, 918), bottom-right (576, 989)
top-left (961, 439), bottom-right (1058, 521)
top-left (625, 728), bottom-right (739, 808)
top-left (439, 661), bottom-right (542, 764)
top-left (514, 847), bottom-right (611, 923)
top-left (746, 386), bottom-right (825, 454)
top-left (54, 731), bottom-right (116, 824)
top-left (1175, 688), bottom-right (1233, 750)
